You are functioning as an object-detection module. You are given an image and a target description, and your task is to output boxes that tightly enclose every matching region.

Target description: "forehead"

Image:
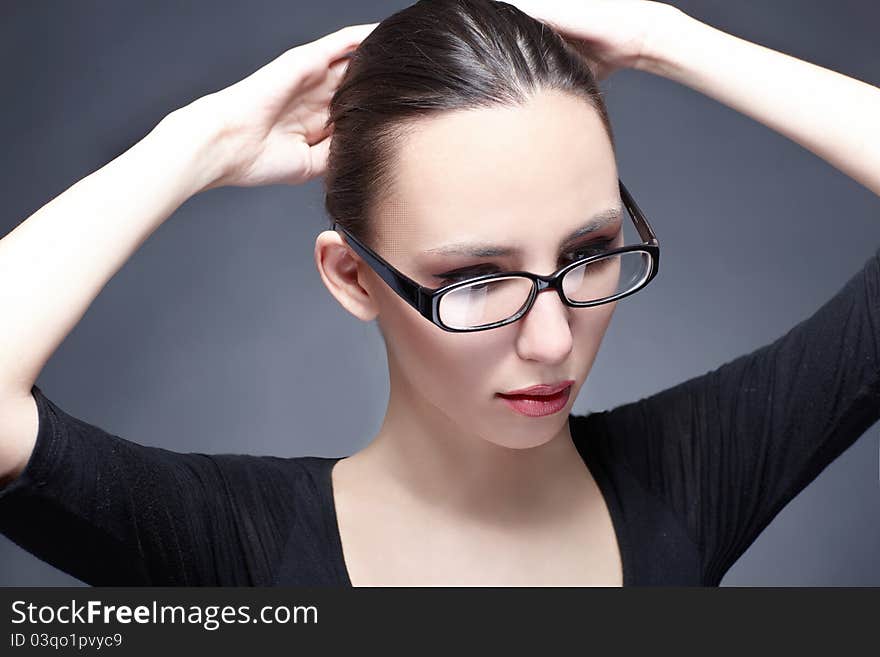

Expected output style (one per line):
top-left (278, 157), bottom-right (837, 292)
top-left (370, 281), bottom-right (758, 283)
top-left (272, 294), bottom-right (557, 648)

top-left (373, 89), bottom-right (618, 257)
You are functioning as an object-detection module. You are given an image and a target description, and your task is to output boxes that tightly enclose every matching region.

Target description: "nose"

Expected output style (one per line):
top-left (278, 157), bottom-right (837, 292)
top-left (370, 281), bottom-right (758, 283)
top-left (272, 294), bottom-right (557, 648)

top-left (513, 286), bottom-right (573, 364)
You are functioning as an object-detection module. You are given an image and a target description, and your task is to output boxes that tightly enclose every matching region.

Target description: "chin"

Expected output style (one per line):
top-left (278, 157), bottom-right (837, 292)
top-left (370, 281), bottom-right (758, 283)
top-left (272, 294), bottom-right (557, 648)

top-left (480, 421), bottom-right (567, 451)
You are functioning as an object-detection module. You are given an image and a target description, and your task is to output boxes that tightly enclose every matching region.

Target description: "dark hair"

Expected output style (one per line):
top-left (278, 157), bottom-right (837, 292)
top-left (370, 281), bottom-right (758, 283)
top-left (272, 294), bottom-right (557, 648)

top-left (323, 0), bottom-right (615, 248)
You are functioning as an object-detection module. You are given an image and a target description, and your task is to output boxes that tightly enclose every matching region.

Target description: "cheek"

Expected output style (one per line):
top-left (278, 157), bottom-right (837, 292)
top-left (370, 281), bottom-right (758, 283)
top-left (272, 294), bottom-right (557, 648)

top-left (405, 319), bottom-right (503, 377)
top-left (379, 287), bottom-right (617, 403)
top-left (570, 301), bottom-right (617, 364)
top-left (574, 300), bottom-right (616, 333)
top-left (378, 291), bottom-right (508, 394)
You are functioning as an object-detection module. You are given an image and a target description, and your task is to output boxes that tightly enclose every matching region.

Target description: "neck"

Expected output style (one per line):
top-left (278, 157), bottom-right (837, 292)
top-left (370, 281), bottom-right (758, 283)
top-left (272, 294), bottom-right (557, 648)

top-left (355, 366), bottom-right (589, 523)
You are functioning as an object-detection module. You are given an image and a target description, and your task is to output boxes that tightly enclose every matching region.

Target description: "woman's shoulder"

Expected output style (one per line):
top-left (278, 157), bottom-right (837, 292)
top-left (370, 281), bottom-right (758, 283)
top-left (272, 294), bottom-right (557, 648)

top-left (200, 452), bottom-right (343, 495)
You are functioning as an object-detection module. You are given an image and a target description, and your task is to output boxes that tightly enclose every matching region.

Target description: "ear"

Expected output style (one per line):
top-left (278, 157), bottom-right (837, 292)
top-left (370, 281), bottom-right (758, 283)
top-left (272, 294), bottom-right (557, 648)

top-left (314, 230), bottom-right (380, 322)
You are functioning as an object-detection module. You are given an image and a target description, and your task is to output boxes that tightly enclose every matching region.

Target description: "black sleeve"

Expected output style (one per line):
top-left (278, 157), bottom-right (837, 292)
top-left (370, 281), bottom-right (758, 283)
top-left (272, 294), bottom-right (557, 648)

top-left (589, 245), bottom-right (880, 585)
top-left (0, 385), bottom-right (301, 585)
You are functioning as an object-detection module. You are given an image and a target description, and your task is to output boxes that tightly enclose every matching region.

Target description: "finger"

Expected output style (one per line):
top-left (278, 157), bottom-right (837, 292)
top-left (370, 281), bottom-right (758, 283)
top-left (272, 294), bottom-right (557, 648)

top-left (311, 22), bottom-right (380, 63)
top-left (304, 133), bottom-right (332, 182)
top-left (328, 56), bottom-right (351, 83)
top-left (504, 0), bottom-right (543, 17)
top-left (504, 0), bottom-right (558, 27)
top-left (563, 36), bottom-right (602, 79)
top-left (504, 0), bottom-right (583, 40)
top-left (263, 23), bottom-right (373, 93)
top-left (309, 105), bottom-right (333, 144)
top-left (259, 22), bottom-right (376, 80)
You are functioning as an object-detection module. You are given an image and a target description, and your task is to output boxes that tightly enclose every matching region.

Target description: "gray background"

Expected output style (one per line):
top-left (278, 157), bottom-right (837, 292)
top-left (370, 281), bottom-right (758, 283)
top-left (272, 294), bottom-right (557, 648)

top-left (1, 0), bottom-right (878, 586)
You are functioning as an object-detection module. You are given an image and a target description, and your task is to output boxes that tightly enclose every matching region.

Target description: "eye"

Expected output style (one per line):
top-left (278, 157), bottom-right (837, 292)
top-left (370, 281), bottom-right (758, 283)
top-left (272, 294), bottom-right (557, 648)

top-left (435, 269), bottom-right (499, 287)
top-left (432, 236), bottom-right (617, 287)
top-left (433, 265), bottom-right (500, 286)
top-left (559, 238), bottom-right (616, 264)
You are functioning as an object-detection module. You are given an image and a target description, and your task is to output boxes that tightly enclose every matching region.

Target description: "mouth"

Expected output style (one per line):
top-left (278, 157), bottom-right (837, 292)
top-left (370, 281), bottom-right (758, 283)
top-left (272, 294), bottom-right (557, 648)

top-left (497, 379), bottom-right (575, 397)
top-left (495, 384), bottom-right (573, 418)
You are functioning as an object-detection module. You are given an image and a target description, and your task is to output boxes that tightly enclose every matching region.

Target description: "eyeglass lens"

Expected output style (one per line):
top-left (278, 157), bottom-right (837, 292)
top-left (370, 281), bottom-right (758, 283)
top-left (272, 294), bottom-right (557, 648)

top-left (438, 250), bottom-right (652, 330)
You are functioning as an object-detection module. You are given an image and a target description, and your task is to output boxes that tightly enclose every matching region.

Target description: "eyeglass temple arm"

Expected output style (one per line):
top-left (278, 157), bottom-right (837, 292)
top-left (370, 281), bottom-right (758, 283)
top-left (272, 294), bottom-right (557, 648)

top-left (330, 179), bottom-right (656, 315)
top-left (618, 179), bottom-right (658, 245)
top-left (330, 222), bottom-right (425, 312)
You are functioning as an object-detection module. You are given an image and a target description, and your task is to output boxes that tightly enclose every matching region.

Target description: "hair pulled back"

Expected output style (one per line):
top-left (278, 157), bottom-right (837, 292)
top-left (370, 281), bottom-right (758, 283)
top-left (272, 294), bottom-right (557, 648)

top-left (323, 0), bottom-right (614, 248)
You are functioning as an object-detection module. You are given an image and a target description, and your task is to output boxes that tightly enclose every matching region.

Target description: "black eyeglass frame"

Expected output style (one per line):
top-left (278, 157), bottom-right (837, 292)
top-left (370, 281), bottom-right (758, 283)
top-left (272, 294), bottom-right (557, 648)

top-left (331, 179), bottom-right (660, 333)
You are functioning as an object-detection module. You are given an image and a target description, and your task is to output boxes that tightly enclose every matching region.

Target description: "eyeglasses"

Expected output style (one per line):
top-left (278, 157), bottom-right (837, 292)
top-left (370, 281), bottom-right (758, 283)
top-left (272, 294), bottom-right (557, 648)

top-left (332, 179), bottom-right (660, 333)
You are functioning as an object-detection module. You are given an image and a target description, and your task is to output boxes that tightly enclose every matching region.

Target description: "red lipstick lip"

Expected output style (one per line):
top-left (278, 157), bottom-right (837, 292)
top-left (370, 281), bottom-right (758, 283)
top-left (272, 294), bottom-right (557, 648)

top-left (497, 379), bottom-right (575, 397)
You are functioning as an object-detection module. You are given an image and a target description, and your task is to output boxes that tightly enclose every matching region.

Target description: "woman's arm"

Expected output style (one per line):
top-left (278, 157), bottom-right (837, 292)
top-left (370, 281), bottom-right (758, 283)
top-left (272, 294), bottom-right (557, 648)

top-left (638, 9), bottom-right (880, 197)
top-left (507, 1), bottom-right (879, 195)
top-left (0, 22), bottom-right (377, 485)
top-left (0, 111), bottom-right (219, 399)
top-left (0, 111), bottom-right (220, 484)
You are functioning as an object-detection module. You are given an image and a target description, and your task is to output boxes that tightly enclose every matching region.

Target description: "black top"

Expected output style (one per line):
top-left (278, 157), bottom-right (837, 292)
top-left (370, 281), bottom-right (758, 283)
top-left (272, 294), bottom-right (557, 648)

top-left (1, 247), bottom-right (878, 586)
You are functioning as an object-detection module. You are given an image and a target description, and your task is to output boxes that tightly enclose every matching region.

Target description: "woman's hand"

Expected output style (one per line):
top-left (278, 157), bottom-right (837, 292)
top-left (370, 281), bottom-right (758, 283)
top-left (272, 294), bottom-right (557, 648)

top-left (504, 0), bottom-right (686, 81)
top-left (509, 1), bottom-right (880, 195)
top-left (178, 22), bottom-right (378, 191)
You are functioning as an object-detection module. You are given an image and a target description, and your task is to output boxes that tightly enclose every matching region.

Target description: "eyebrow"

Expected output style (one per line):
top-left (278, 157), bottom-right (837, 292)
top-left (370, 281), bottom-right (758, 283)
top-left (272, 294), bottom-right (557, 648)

top-left (422, 206), bottom-right (624, 257)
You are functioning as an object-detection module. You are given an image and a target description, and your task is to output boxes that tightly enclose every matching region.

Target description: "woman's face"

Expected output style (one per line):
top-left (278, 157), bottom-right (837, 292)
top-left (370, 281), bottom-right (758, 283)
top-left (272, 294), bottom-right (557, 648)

top-left (318, 88), bottom-right (622, 450)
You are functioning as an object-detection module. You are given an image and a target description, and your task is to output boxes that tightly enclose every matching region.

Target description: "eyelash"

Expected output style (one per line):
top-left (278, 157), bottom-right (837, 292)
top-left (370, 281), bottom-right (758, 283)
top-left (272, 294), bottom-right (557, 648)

top-left (436, 238), bottom-right (616, 284)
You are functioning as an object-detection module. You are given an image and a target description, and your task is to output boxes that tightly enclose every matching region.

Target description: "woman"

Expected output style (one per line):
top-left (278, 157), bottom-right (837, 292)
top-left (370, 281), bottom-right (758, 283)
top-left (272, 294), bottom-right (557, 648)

top-left (0, 0), bottom-right (877, 586)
